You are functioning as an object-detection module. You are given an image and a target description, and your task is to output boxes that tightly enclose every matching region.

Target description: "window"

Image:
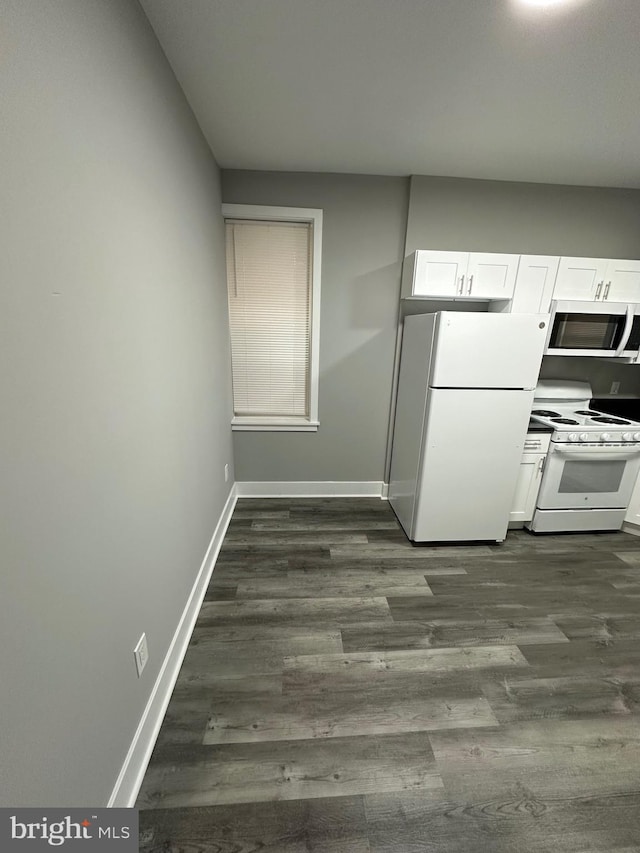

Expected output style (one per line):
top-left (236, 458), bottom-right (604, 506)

top-left (223, 204), bottom-right (322, 431)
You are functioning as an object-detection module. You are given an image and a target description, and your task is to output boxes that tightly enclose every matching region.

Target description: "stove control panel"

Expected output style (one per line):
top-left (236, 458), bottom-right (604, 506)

top-left (562, 431), bottom-right (640, 444)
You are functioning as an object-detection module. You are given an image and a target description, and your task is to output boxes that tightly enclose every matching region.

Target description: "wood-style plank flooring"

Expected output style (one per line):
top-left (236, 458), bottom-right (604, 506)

top-left (137, 498), bottom-right (640, 852)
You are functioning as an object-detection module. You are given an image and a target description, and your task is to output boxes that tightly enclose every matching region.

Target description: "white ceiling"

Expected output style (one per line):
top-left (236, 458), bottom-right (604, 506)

top-left (140, 0), bottom-right (640, 187)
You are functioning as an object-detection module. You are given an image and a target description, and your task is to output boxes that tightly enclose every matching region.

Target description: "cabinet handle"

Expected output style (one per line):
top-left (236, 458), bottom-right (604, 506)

top-left (595, 281), bottom-right (603, 300)
top-left (604, 281), bottom-right (611, 300)
top-left (459, 275), bottom-right (465, 295)
top-left (467, 274), bottom-right (473, 295)
top-left (538, 457), bottom-right (546, 475)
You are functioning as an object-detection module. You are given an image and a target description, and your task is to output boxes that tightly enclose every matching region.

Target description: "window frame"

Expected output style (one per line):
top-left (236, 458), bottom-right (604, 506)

top-left (222, 203), bottom-right (322, 432)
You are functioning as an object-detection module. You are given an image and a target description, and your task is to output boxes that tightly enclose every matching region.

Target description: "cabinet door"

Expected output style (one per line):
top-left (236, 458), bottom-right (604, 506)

top-left (411, 250), bottom-right (468, 297)
top-left (466, 253), bottom-right (519, 299)
top-left (624, 467), bottom-right (640, 526)
top-left (510, 453), bottom-right (545, 523)
top-left (553, 257), bottom-right (609, 301)
top-left (603, 259), bottom-right (640, 303)
top-left (510, 255), bottom-right (560, 313)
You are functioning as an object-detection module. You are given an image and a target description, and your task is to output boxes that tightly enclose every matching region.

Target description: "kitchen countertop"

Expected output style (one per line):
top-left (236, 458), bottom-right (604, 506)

top-left (527, 419), bottom-right (553, 433)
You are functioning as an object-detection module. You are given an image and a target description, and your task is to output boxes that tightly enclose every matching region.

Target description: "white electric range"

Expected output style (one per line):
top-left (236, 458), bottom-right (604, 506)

top-left (526, 381), bottom-right (640, 533)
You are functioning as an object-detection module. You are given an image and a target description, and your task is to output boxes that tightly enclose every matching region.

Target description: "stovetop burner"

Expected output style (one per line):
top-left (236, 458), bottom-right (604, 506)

top-left (575, 410), bottom-right (598, 415)
top-left (590, 416), bottom-right (631, 425)
top-left (532, 409), bottom-right (561, 417)
top-left (551, 417), bottom-right (580, 425)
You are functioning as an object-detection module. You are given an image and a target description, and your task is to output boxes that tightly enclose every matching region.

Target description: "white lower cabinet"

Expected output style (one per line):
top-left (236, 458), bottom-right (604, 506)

top-left (624, 470), bottom-right (640, 527)
top-left (510, 434), bottom-right (551, 524)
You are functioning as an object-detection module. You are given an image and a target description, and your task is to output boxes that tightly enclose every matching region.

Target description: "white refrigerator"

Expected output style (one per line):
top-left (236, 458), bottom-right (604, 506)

top-left (389, 312), bottom-right (549, 543)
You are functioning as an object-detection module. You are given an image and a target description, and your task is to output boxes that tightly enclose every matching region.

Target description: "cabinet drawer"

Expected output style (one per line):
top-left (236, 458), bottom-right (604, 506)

top-left (524, 434), bottom-right (550, 454)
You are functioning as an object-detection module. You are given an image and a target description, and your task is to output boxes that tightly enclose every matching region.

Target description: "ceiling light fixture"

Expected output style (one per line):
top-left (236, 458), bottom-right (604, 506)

top-left (517, 0), bottom-right (585, 7)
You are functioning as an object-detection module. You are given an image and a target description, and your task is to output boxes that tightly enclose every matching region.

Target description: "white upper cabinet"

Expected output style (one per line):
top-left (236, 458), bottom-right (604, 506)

top-left (406, 251), bottom-right (468, 298)
top-left (466, 253), bottom-right (519, 299)
top-left (605, 259), bottom-right (640, 302)
top-left (402, 251), bottom-right (518, 300)
top-left (553, 257), bottom-right (610, 301)
top-left (553, 257), bottom-right (640, 302)
top-left (509, 255), bottom-right (560, 314)
top-left (402, 251), bottom-right (640, 308)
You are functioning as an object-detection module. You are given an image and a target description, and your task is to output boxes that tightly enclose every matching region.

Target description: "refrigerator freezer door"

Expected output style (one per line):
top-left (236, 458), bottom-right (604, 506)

top-left (428, 312), bottom-right (549, 389)
top-left (412, 388), bottom-right (534, 542)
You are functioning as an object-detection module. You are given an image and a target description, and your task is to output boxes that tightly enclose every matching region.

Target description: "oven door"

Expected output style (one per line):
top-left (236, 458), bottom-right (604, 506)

top-left (538, 443), bottom-right (640, 510)
top-left (546, 301), bottom-right (634, 357)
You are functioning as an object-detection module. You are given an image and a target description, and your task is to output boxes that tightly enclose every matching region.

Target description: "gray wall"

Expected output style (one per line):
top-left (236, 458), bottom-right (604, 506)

top-left (224, 171), bottom-right (640, 485)
top-left (405, 175), bottom-right (640, 257)
top-left (0, 0), bottom-right (234, 805)
top-left (405, 175), bottom-right (640, 398)
top-left (221, 171), bottom-right (409, 482)
top-left (540, 357), bottom-right (640, 400)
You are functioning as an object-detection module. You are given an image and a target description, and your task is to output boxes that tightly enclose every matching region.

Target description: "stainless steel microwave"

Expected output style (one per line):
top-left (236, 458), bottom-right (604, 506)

top-left (546, 301), bottom-right (640, 360)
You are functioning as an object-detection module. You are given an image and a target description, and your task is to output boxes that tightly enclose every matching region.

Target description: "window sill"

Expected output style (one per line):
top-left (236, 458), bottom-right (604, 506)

top-left (231, 417), bottom-right (319, 432)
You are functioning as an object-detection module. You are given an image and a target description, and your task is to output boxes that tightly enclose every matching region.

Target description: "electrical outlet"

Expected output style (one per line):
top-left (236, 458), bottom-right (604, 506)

top-left (611, 381), bottom-right (621, 395)
top-left (134, 633), bottom-right (149, 677)
top-left (224, 463), bottom-right (230, 482)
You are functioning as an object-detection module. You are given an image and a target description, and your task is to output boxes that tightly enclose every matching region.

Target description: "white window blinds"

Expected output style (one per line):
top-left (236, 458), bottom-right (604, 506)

top-left (225, 219), bottom-right (312, 419)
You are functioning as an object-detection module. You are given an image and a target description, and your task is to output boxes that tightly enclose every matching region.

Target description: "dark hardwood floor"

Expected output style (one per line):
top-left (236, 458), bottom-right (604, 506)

top-left (137, 498), bottom-right (640, 852)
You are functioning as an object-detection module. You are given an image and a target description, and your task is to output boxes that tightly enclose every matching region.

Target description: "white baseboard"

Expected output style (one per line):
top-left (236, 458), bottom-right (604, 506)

top-left (107, 484), bottom-right (238, 807)
top-left (622, 521), bottom-right (640, 536)
top-left (236, 481), bottom-right (388, 498)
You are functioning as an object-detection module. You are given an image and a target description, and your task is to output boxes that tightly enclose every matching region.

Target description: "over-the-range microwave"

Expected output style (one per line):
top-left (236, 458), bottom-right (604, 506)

top-left (545, 300), bottom-right (640, 361)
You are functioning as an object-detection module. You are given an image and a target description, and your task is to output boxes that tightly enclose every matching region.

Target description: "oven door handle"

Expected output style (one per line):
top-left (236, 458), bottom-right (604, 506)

top-left (553, 446), bottom-right (640, 462)
top-left (614, 305), bottom-right (634, 356)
